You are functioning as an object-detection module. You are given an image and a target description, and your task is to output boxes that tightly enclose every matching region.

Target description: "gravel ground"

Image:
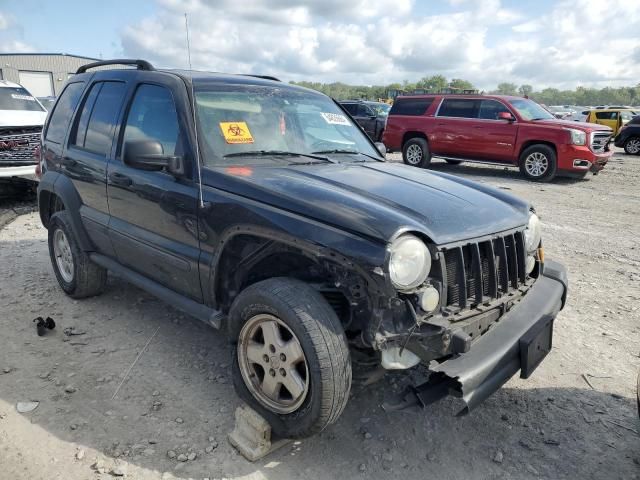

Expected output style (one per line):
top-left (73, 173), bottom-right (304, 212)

top-left (0, 153), bottom-right (638, 480)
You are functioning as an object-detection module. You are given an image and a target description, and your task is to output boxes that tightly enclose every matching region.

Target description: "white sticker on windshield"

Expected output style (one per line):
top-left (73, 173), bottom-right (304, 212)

top-left (320, 112), bottom-right (351, 126)
top-left (11, 94), bottom-right (36, 101)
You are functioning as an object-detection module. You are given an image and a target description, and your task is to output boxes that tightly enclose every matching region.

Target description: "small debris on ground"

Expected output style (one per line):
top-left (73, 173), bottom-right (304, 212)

top-left (16, 401), bottom-right (39, 413)
top-left (492, 450), bottom-right (504, 463)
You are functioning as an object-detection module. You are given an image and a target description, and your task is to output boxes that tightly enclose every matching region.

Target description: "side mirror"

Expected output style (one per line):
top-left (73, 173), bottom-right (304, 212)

top-left (498, 111), bottom-right (515, 122)
top-left (123, 140), bottom-right (184, 175)
top-left (374, 142), bottom-right (387, 156)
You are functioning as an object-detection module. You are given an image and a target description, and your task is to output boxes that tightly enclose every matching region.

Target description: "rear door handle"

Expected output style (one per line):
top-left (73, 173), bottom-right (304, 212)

top-left (108, 172), bottom-right (132, 187)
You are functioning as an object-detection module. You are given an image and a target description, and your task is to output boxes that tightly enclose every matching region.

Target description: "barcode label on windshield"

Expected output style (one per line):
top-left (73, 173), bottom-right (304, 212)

top-left (11, 94), bottom-right (36, 101)
top-left (321, 112), bottom-right (351, 126)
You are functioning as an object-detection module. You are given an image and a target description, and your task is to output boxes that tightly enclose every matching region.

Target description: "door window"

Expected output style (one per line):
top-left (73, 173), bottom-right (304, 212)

top-left (595, 111), bottom-right (617, 120)
top-left (437, 98), bottom-right (480, 118)
top-left (71, 81), bottom-right (127, 156)
top-left (478, 100), bottom-right (511, 120)
top-left (357, 104), bottom-right (374, 117)
top-left (122, 84), bottom-right (181, 157)
top-left (44, 82), bottom-right (85, 144)
top-left (341, 103), bottom-right (358, 115)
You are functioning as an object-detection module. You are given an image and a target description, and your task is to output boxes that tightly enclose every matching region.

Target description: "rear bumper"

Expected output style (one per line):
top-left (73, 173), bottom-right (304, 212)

top-left (403, 260), bottom-right (567, 414)
top-left (0, 165), bottom-right (37, 178)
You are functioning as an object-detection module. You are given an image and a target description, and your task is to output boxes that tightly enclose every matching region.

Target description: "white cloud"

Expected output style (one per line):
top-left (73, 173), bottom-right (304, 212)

top-left (115, 0), bottom-right (639, 89)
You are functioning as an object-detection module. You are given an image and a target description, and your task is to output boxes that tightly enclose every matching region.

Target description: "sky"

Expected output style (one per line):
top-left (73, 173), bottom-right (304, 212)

top-left (0, 0), bottom-right (639, 90)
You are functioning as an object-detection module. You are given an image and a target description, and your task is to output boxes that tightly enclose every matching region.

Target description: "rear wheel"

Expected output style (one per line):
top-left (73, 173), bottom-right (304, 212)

top-left (48, 211), bottom-right (107, 298)
top-left (228, 277), bottom-right (351, 438)
top-left (402, 137), bottom-right (431, 168)
top-left (623, 137), bottom-right (640, 155)
top-left (519, 145), bottom-right (557, 182)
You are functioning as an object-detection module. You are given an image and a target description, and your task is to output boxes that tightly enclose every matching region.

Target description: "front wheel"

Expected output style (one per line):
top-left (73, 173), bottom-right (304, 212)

top-left (519, 145), bottom-right (557, 182)
top-left (402, 137), bottom-right (431, 168)
top-left (228, 278), bottom-right (351, 439)
top-left (624, 137), bottom-right (640, 155)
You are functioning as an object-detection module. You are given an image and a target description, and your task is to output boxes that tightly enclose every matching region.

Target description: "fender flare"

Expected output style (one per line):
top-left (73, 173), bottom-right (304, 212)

top-left (37, 171), bottom-right (94, 252)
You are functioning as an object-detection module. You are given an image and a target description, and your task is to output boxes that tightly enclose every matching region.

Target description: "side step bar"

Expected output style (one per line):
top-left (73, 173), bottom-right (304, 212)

top-left (90, 253), bottom-right (225, 329)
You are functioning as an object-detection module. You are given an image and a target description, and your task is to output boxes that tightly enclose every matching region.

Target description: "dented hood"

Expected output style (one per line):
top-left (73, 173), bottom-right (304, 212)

top-left (206, 161), bottom-right (530, 245)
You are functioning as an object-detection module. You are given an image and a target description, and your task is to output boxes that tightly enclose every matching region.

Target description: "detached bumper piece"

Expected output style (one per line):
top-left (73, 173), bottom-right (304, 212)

top-left (383, 260), bottom-right (568, 414)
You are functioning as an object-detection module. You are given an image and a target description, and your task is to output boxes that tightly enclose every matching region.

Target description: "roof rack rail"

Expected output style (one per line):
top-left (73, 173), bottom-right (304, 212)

top-left (241, 74), bottom-right (281, 82)
top-left (76, 59), bottom-right (155, 74)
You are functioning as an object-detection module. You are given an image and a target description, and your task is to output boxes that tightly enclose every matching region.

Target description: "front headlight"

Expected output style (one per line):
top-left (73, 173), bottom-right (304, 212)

top-left (389, 234), bottom-right (431, 290)
top-left (568, 128), bottom-right (587, 146)
top-left (524, 213), bottom-right (542, 252)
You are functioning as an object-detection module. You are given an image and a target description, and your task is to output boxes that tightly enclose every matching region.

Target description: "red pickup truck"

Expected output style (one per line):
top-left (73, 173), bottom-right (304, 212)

top-left (382, 94), bottom-right (613, 181)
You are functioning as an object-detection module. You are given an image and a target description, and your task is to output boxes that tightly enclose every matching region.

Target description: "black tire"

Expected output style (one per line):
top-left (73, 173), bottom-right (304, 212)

top-left (623, 136), bottom-right (640, 155)
top-left (48, 211), bottom-right (107, 298)
top-left (445, 159), bottom-right (463, 165)
top-left (519, 144), bottom-right (557, 182)
top-left (228, 277), bottom-right (351, 438)
top-left (402, 137), bottom-right (431, 168)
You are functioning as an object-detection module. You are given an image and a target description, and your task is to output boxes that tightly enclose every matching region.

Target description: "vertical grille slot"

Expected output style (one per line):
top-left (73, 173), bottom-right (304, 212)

top-left (442, 230), bottom-right (530, 311)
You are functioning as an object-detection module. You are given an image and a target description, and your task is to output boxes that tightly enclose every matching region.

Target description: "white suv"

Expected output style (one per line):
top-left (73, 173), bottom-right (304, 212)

top-left (0, 80), bottom-right (47, 178)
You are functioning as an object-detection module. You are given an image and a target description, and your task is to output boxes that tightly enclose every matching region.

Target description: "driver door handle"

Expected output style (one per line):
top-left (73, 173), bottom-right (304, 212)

top-left (108, 172), bottom-right (132, 187)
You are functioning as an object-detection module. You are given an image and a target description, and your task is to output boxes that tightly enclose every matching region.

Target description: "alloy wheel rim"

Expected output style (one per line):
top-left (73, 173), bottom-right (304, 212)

top-left (237, 314), bottom-right (309, 414)
top-left (53, 229), bottom-right (74, 283)
top-left (524, 152), bottom-right (549, 177)
top-left (627, 139), bottom-right (640, 154)
top-left (406, 144), bottom-right (423, 165)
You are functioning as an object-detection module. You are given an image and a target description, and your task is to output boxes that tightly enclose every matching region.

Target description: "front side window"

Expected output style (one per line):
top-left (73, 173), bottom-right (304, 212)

top-left (437, 98), bottom-right (480, 118)
top-left (509, 99), bottom-right (555, 121)
top-left (341, 103), bottom-right (357, 115)
top-left (478, 100), bottom-right (511, 120)
top-left (72, 81), bottom-right (126, 156)
top-left (195, 84), bottom-right (379, 166)
top-left (595, 111), bottom-right (616, 120)
top-left (122, 84), bottom-right (180, 156)
top-left (368, 103), bottom-right (391, 116)
top-left (0, 86), bottom-right (45, 112)
top-left (45, 82), bottom-right (84, 144)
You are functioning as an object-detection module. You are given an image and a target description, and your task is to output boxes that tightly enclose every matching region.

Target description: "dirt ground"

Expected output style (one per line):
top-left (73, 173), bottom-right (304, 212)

top-left (0, 152), bottom-right (639, 480)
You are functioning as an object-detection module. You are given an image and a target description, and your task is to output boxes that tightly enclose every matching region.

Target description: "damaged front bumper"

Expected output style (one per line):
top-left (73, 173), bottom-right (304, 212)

top-left (385, 259), bottom-right (568, 414)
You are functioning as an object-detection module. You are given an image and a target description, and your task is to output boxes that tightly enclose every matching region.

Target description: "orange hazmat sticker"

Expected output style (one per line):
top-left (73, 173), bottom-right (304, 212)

top-left (220, 122), bottom-right (254, 144)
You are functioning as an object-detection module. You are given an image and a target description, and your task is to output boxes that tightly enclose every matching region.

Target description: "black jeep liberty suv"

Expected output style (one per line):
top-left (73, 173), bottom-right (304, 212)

top-left (38, 60), bottom-right (568, 439)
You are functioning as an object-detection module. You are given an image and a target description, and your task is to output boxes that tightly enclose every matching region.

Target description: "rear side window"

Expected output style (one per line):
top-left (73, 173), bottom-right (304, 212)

top-left (389, 98), bottom-right (433, 116)
top-left (437, 98), bottom-right (480, 118)
top-left (122, 84), bottom-right (180, 156)
top-left (45, 82), bottom-right (85, 144)
top-left (478, 100), bottom-right (511, 120)
top-left (71, 81), bottom-right (126, 156)
top-left (595, 111), bottom-right (617, 120)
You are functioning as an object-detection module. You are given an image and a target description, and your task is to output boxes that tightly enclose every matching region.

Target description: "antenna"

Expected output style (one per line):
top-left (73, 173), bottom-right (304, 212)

top-left (184, 13), bottom-right (193, 71)
top-left (184, 12), bottom-right (204, 209)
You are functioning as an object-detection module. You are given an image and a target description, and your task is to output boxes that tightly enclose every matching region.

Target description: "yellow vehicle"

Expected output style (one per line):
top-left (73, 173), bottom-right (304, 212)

top-left (585, 108), bottom-right (639, 136)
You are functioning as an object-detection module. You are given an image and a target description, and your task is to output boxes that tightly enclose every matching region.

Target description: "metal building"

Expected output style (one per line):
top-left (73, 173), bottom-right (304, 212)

top-left (0, 53), bottom-right (99, 97)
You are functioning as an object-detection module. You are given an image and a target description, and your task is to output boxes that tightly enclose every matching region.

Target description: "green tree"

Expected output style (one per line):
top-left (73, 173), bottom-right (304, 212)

top-left (518, 84), bottom-right (533, 96)
top-left (494, 82), bottom-right (518, 95)
top-left (449, 78), bottom-right (474, 90)
top-left (416, 74), bottom-right (448, 92)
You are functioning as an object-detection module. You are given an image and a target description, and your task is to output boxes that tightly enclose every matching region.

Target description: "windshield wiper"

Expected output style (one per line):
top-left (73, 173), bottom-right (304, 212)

top-left (311, 149), bottom-right (384, 162)
top-left (223, 150), bottom-right (336, 163)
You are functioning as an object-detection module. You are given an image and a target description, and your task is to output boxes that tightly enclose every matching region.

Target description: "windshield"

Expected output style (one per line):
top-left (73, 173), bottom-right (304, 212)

top-left (0, 87), bottom-right (45, 112)
top-left (367, 103), bottom-right (391, 116)
top-left (621, 111), bottom-right (640, 122)
top-left (195, 84), bottom-right (380, 166)
top-left (510, 99), bottom-right (555, 121)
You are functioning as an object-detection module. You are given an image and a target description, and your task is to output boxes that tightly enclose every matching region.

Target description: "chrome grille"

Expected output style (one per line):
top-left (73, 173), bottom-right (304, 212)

top-left (442, 231), bottom-right (528, 310)
top-left (0, 127), bottom-right (41, 165)
top-left (590, 132), bottom-right (611, 153)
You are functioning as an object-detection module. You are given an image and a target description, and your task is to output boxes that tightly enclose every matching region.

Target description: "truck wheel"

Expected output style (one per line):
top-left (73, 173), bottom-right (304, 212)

top-left (519, 145), bottom-right (557, 182)
top-left (402, 137), bottom-right (431, 168)
top-left (48, 211), bottom-right (107, 298)
top-left (624, 137), bottom-right (640, 155)
top-left (228, 277), bottom-right (351, 439)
